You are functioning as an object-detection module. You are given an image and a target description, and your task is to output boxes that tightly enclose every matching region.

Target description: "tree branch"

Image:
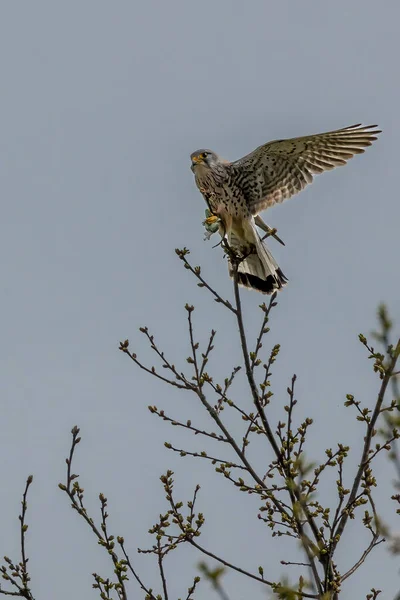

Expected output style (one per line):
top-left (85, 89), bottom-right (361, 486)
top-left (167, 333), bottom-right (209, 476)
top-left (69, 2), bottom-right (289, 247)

top-left (333, 339), bottom-right (400, 548)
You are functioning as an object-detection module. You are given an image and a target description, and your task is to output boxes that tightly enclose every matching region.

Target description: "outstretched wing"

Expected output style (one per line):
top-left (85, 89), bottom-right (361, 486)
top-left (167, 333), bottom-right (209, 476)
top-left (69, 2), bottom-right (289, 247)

top-left (232, 124), bottom-right (381, 215)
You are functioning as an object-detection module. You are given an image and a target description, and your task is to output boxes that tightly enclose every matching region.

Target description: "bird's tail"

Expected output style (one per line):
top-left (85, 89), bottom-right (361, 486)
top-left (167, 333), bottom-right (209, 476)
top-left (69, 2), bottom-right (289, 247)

top-left (227, 227), bottom-right (288, 295)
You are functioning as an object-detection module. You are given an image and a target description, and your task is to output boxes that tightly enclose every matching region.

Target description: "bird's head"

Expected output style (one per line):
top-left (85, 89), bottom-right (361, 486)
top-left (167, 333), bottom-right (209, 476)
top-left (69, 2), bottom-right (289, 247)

top-left (190, 149), bottom-right (220, 172)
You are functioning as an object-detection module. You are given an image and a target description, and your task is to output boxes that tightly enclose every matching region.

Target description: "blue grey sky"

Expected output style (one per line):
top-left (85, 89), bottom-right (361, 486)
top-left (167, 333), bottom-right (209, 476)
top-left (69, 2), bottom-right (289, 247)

top-left (1, 2), bottom-right (399, 599)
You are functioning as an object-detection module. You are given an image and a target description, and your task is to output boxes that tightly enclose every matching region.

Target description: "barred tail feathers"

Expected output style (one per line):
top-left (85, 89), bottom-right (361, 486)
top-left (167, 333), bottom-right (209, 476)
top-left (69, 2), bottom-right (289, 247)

top-left (227, 225), bottom-right (287, 294)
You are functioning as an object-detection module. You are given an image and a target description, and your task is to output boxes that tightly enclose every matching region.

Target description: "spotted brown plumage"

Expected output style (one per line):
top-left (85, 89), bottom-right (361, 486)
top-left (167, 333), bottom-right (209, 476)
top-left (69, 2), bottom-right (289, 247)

top-left (190, 124), bottom-right (381, 294)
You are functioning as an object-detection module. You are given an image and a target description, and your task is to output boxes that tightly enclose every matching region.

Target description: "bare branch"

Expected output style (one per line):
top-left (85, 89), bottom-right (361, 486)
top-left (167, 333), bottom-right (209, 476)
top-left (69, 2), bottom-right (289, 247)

top-left (341, 536), bottom-right (384, 583)
top-left (0, 476), bottom-right (35, 600)
top-left (176, 248), bottom-right (236, 313)
top-left (333, 339), bottom-right (400, 547)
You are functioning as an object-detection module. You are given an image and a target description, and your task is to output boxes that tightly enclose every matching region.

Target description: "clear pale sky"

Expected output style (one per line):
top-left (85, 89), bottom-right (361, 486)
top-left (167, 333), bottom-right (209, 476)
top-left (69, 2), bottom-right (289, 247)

top-left (1, 2), bottom-right (399, 599)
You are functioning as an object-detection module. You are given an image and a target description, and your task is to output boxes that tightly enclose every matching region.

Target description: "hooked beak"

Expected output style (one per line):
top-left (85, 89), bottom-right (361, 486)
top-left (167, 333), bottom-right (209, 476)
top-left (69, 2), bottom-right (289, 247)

top-left (191, 155), bottom-right (204, 170)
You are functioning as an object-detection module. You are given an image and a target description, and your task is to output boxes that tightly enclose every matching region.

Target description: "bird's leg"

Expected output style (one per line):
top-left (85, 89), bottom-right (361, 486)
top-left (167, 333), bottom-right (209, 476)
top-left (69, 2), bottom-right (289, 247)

top-left (211, 211), bottom-right (233, 250)
top-left (221, 212), bottom-right (232, 236)
top-left (254, 215), bottom-right (285, 246)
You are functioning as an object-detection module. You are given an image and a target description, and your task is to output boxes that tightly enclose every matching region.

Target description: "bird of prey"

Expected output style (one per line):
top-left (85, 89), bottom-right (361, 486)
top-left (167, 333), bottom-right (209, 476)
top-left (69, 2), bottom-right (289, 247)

top-left (191, 124), bottom-right (381, 294)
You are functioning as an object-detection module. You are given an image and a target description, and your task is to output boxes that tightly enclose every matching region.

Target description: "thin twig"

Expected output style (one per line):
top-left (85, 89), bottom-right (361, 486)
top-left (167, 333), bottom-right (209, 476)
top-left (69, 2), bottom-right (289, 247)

top-left (157, 538), bottom-right (169, 600)
top-left (151, 406), bottom-right (228, 442)
top-left (281, 561), bottom-right (312, 568)
top-left (119, 542), bottom-right (158, 600)
top-left (333, 340), bottom-right (400, 548)
top-left (250, 295), bottom-right (276, 372)
top-left (165, 443), bottom-right (247, 469)
top-left (0, 477), bottom-right (35, 600)
top-left (190, 538), bottom-right (317, 599)
top-left (60, 426), bottom-right (154, 600)
top-left (19, 476), bottom-right (33, 596)
top-left (176, 249), bottom-right (236, 313)
top-left (340, 536), bottom-right (384, 582)
top-left (122, 348), bottom-right (189, 390)
top-left (199, 330), bottom-right (217, 379)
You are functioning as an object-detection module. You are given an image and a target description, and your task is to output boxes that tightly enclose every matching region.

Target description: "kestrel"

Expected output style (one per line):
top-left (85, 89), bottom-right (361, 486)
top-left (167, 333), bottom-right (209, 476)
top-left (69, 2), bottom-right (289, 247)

top-left (191, 124), bottom-right (381, 294)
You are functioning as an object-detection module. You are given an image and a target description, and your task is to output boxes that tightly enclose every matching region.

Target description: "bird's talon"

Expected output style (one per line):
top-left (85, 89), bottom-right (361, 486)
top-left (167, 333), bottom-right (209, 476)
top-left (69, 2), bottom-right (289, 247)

top-left (204, 215), bottom-right (220, 225)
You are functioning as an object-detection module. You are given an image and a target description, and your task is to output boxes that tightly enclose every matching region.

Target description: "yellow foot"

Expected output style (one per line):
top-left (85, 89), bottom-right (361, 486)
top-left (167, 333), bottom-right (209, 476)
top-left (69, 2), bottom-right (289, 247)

top-left (204, 215), bottom-right (220, 225)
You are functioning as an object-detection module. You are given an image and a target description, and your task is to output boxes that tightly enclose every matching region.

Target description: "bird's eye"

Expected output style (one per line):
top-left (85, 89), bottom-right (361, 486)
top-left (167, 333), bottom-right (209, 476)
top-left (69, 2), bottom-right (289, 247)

top-left (201, 152), bottom-right (208, 159)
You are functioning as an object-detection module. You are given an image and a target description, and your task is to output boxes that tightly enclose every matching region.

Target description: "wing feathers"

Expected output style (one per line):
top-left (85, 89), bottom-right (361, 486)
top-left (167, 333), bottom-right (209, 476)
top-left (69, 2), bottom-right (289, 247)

top-left (234, 124), bottom-right (381, 214)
